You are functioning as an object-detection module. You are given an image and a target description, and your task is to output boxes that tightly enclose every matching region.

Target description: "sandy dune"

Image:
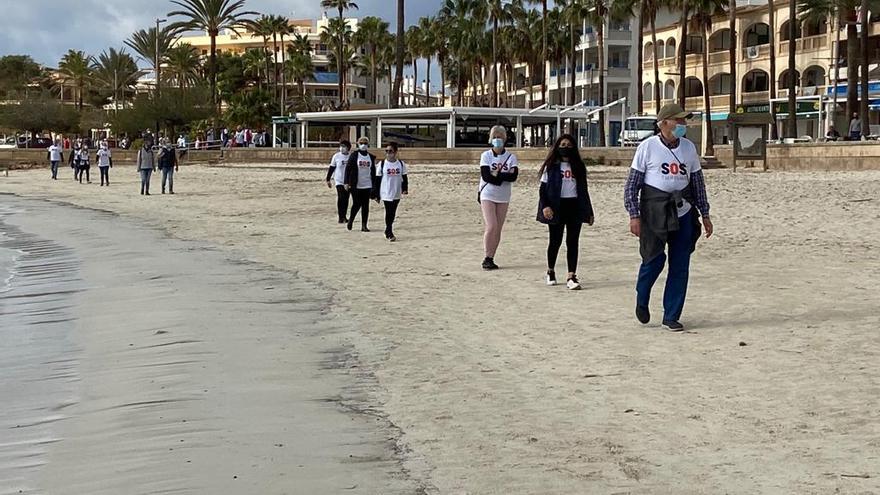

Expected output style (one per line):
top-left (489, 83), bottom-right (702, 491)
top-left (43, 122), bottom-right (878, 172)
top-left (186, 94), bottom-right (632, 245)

top-left (2, 162), bottom-right (879, 494)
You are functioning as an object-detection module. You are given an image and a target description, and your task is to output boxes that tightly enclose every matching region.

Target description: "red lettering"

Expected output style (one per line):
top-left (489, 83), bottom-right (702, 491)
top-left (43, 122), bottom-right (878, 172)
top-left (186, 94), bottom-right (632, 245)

top-left (669, 163), bottom-right (679, 175)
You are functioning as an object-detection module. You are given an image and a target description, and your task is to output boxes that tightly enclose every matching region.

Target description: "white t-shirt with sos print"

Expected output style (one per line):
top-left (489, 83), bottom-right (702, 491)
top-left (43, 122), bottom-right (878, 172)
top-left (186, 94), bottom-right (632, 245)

top-left (479, 149), bottom-right (518, 203)
top-left (631, 135), bottom-right (701, 217)
top-left (540, 161), bottom-right (578, 198)
top-left (354, 153), bottom-right (374, 189)
top-left (376, 159), bottom-right (407, 201)
top-left (330, 151), bottom-right (349, 185)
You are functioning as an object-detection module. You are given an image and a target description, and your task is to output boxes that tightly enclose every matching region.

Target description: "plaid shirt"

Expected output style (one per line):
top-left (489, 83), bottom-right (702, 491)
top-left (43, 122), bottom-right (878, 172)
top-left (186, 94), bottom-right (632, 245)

top-left (624, 168), bottom-right (710, 219)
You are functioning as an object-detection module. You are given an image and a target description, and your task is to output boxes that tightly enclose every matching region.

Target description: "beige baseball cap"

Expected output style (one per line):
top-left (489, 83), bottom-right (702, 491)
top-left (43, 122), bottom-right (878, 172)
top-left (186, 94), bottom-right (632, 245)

top-left (657, 103), bottom-right (693, 121)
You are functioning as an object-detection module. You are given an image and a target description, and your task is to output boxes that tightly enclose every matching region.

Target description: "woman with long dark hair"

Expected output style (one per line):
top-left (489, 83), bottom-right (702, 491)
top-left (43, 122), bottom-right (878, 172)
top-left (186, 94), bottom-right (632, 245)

top-left (536, 134), bottom-right (594, 290)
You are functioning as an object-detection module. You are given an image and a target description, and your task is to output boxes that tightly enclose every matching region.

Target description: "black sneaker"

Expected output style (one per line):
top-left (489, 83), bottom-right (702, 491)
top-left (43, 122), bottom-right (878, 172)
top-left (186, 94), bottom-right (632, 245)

top-left (361, 227), bottom-right (370, 232)
top-left (662, 320), bottom-right (685, 332)
top-left (636, 305), bottom-right (650, 324)
top-left (482, 257), bottom-right (499, 270)
top-left (346, 221), bottom-right (353, 231)
top-left (545, 270), bottom-right (557, 286)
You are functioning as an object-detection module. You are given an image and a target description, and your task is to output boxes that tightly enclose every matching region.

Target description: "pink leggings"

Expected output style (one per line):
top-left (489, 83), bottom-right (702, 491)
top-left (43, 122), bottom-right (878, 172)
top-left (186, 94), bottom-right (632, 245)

top-left (481, 200), bottom-right (509, 258)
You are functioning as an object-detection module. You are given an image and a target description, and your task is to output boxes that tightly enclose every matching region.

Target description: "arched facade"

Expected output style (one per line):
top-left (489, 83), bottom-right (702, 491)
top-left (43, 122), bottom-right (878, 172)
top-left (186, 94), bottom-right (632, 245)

top-left (743, 22), bottom-right (771, 47)
top-left (643, 82), bottom-right (653, 102)
top-left (778, 69), bottom-right (800, 89)
top-left (664, 80), bottom-right (676, 100)
top-left (684, 76), bottom-right (703, 97)
top-left (644, 42), bottom-right (654, 61)
top-left (709, 29), bottom-right (731, 52)
top-left (666, 38), bottom-right (676, 59)
top-left (779, 19), bottom-right (802, 41)
top-left (802, 66), bottom-right (826, 87)
top-left (743, 69), bottom-right (770, 92)
top-left (708, 73), bottom-right (732, 95)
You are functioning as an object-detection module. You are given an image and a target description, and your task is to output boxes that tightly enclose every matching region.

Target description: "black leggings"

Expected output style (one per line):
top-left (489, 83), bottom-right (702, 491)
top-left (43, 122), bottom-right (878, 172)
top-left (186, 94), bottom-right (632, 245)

top-left (384, 200), bottom-right (400, 237)
top-left (99, 167), bottom-right (109, 185)
top-left (336, 185), bottom-right (350, 222)
top-left (547, 198), bottom-right (583, 274)
top-left (349, 188), bottom-right (371, 228)
top-left (78, 166), bottom-right (90, 183)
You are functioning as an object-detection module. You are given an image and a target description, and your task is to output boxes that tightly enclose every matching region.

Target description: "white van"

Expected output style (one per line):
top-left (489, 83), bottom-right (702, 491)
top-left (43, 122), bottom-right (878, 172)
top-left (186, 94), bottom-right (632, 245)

top-left (620, 115), bottom-right (657, 147)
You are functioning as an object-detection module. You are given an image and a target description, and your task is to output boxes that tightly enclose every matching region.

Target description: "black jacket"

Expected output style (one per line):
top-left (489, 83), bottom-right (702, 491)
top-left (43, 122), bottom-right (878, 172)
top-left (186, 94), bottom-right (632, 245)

top-left (537, 162), bottom-right (594, 225)
top-left (638, 185), bottom-right (701, 262)
top-left (345, 151), bottom-right (377, 189)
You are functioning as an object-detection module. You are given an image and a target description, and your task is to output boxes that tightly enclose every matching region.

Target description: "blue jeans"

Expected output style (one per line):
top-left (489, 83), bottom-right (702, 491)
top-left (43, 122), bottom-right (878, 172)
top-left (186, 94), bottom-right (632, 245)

top-left (636, 209), bottom-right (695, 322)
top-left (161, 167), bottom-right (174, 192)
top-left (139, 169), bottom-right (153, 194)
top-left (50, 161), bottom-right (59, 179)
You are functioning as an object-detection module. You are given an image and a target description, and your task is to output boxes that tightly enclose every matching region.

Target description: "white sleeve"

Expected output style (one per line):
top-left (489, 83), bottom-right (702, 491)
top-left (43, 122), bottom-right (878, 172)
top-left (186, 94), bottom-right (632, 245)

top-left (631, 140), bottom-right (648, 172)
top-left (329, 153), bottom-right (338, 166)
top-left (376, 161), bottom-right (383, 176)
top-left (540, 171), bottom-right (548, 183)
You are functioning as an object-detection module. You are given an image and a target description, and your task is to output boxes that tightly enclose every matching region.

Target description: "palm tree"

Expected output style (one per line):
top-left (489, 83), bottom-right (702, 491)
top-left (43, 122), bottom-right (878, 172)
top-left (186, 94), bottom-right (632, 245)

top-left (354, 16), bottom-right (391, 104)
top-left (393, 0), bottom-right (406, 108)
top-left (787, 0), bottom-right (797, 137)
top-left (858, 0), bottom-right (869, 138)
top-left (320, 17), bottom-right (355, 105)
top-left (91, 48), bottom-right (142, 112)
top-left (242, 48), bottom-right (267, 89)
top-left (287, 35), bottom-right (314, 102)
top-left (167, 0), bottom-right (258, 111)
top-left (728, 0), bottom-right (736, 114)
top-left (126, 25), bottom-right (180, 93)
top-left (432, 16), bottom-right (451, 106)
top-left (164, 44), bottom-right (203, 91)
top-left (320, 0), bottom-right (359, 105)
top-left (525, 0), bottom-right (550, 105)
top-left (251, 15), bottom-right (275, 92)
top-left (275, 15), bottom-right (292, 110)
top-left (547, 9), bottom-right (568, 105)
top-left (644, 0), bottom-right (663, 113)
top-left (58, 50), bottom-right (93, 110)
top-left (487, 0), bottom-right (511, 107)
top-left (767, 0), bottom-right (778, 139)
top-left (418, 16), bottom-right (436, 106)
top-left (691, 0), bottom-right (726, 156)
top-left (406, 25), bottom-right (422, 105)
top-left (675, 0), bottom-right (691, 108)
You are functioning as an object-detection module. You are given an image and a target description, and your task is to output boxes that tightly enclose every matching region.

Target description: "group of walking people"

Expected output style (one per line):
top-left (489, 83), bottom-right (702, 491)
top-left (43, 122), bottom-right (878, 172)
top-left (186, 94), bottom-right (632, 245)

top-left (47, 139), bottom-right (113, 185)
top-left (325, 103), bottom-right (714, 331)
top-left (326, 137), bottom-right (409, 241)
top-left (47, 136), bottom-right (180, 195)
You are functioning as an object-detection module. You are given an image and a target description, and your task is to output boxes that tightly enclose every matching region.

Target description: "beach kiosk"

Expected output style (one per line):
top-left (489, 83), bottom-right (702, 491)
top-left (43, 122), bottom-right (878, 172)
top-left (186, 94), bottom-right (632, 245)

top-left (727, 111), bottom-right (774, 171)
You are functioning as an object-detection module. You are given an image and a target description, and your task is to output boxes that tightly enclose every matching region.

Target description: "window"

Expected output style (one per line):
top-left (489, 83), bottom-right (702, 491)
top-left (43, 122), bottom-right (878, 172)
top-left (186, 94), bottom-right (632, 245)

top-left (609, 50), bottom-right (629, 69)
top-left (743, 70), bottom-right (770, 92)
top-left (744, 23), bottom-right (770, 47)
top-left (709, 73), bottom-right (732, 95)
top-left (709, 29), bottom-right (731, 52)
top-left (685, 34), bottom-right (704, 54)
top-left (684, 77), bottom-right (703, 97)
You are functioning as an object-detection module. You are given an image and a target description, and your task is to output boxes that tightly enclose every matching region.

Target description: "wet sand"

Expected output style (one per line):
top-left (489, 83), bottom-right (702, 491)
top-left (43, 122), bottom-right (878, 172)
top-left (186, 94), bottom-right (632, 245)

top-left (0, 197), bottom-right (422, 494)
top-left (2, 164), bottom-right (880, 493)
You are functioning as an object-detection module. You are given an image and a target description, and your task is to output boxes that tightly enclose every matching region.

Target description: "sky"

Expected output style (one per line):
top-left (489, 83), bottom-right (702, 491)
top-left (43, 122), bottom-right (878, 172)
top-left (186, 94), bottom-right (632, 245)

top-left (0, 0), bottom-right (443, 68)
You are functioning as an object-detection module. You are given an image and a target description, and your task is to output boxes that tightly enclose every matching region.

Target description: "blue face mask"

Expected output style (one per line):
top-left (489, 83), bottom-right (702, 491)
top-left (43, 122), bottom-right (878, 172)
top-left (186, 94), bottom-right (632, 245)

top-left (673, 124), bottom-right (687, 138)
top-left (491, 138), bottom-right (504, 149)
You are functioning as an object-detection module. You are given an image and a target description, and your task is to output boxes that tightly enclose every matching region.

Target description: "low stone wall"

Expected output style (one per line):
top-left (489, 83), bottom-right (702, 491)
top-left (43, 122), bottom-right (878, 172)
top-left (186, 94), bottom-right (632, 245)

top-left (5, 143), bottom-right (879, 171)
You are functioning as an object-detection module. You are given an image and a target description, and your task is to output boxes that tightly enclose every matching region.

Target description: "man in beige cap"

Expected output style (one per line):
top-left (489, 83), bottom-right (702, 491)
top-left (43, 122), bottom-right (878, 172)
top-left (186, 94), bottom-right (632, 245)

top-left (623, 103), bottom-right (714, 331)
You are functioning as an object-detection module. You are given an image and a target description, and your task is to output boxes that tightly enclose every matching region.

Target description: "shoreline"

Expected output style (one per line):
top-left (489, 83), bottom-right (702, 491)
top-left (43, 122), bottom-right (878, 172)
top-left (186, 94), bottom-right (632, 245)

top-left (0, 195), bottom-right (426, 494)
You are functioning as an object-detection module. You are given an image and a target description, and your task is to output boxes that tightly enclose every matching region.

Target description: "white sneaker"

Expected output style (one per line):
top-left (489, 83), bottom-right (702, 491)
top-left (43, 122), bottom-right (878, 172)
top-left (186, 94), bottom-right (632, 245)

top-left (566, 275), bottom-right (582, 290)
top-left (545, 270), bottom-right (557, 286)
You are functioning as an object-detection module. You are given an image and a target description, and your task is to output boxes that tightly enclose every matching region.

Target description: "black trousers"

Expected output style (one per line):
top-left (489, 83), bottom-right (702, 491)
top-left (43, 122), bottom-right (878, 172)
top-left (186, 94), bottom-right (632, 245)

top-left (78, 166), bottom-right (90, 183)
top-left (335, 185), bottom-right (350, 222)
top-left (99, 167), bottom-right (109, 185)
top-left (349, 188), bottom-right (371, 228)
top-left (384, 200), bottom-right (400, 237)
top-left (547, 198), bottom-right (583, 274)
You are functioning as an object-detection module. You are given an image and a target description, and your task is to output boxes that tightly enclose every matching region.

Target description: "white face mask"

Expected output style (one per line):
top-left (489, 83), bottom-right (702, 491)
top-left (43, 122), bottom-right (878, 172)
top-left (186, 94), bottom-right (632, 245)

top-left (339, 146), bottom-right (349, 154)
top-left (358, 144), bottom-right (368, 151)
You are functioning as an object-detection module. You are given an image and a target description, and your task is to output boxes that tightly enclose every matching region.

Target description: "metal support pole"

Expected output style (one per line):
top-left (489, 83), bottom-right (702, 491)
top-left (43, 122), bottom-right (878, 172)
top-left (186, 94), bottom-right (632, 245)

top-left (377, 117), bottom-right (383, 146)
top-left (301, 122), bottom-right (308, 148)
top-left (447, 111), bottom-right (456, 148)
top-left (516, 115), bottom-right (523, 147)
top-left (272, 122), bottom-right (277, 148)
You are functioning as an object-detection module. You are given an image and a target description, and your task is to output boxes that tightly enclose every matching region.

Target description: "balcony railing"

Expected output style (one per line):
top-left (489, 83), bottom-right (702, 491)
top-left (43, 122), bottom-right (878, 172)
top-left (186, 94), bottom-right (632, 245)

top-left (710, 94), bottom-right (733, 108)
top-left (741, 91), bottom-right (770, 103)
top-left (778, 35), bottom-right (828, 54)
top-left (708, 51), bottom-right (730, 65)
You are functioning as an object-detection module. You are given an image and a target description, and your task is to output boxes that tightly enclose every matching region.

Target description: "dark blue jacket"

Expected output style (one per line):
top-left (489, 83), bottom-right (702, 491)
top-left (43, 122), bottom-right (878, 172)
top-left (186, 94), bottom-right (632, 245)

top-left (536, 162), bottom-right (594, 225)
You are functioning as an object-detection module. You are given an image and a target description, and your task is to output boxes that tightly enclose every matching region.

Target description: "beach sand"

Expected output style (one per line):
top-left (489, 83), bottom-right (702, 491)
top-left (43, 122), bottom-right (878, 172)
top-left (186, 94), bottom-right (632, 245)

top-left (1, 162), bottom-right (879, 494)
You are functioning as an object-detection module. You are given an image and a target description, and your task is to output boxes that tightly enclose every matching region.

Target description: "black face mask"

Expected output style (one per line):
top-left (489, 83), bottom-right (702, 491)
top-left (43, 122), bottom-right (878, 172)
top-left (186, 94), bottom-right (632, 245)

top-left (558, 147), bottom-right (576, 160)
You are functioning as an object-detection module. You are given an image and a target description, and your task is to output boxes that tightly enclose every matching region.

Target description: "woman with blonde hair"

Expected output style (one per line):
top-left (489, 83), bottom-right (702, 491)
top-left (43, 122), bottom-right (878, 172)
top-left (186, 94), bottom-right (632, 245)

top-left (477, 125), bottom-right (518, 270)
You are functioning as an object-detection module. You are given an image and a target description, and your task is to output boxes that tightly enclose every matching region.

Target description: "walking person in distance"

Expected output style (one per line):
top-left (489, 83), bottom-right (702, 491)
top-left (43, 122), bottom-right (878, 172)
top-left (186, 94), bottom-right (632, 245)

top-left (137, 138), bottom-right (156, 195)
top-left (374, 142), bottom-right (408, 242)
top-left (96, 140), bottom-right (112, 186)
top-left (537, 134), bottom-right (594, 290)
top-left (624, 104), bottom-right (714, 331)
top-left (478, 125), bottom-right (518, 270)
top-left (326, 139), bottom-right (352, 224)
top-left (47, 139), bottom-right (63, 180)
top-left (344, 137), bottom-right (377, 232)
